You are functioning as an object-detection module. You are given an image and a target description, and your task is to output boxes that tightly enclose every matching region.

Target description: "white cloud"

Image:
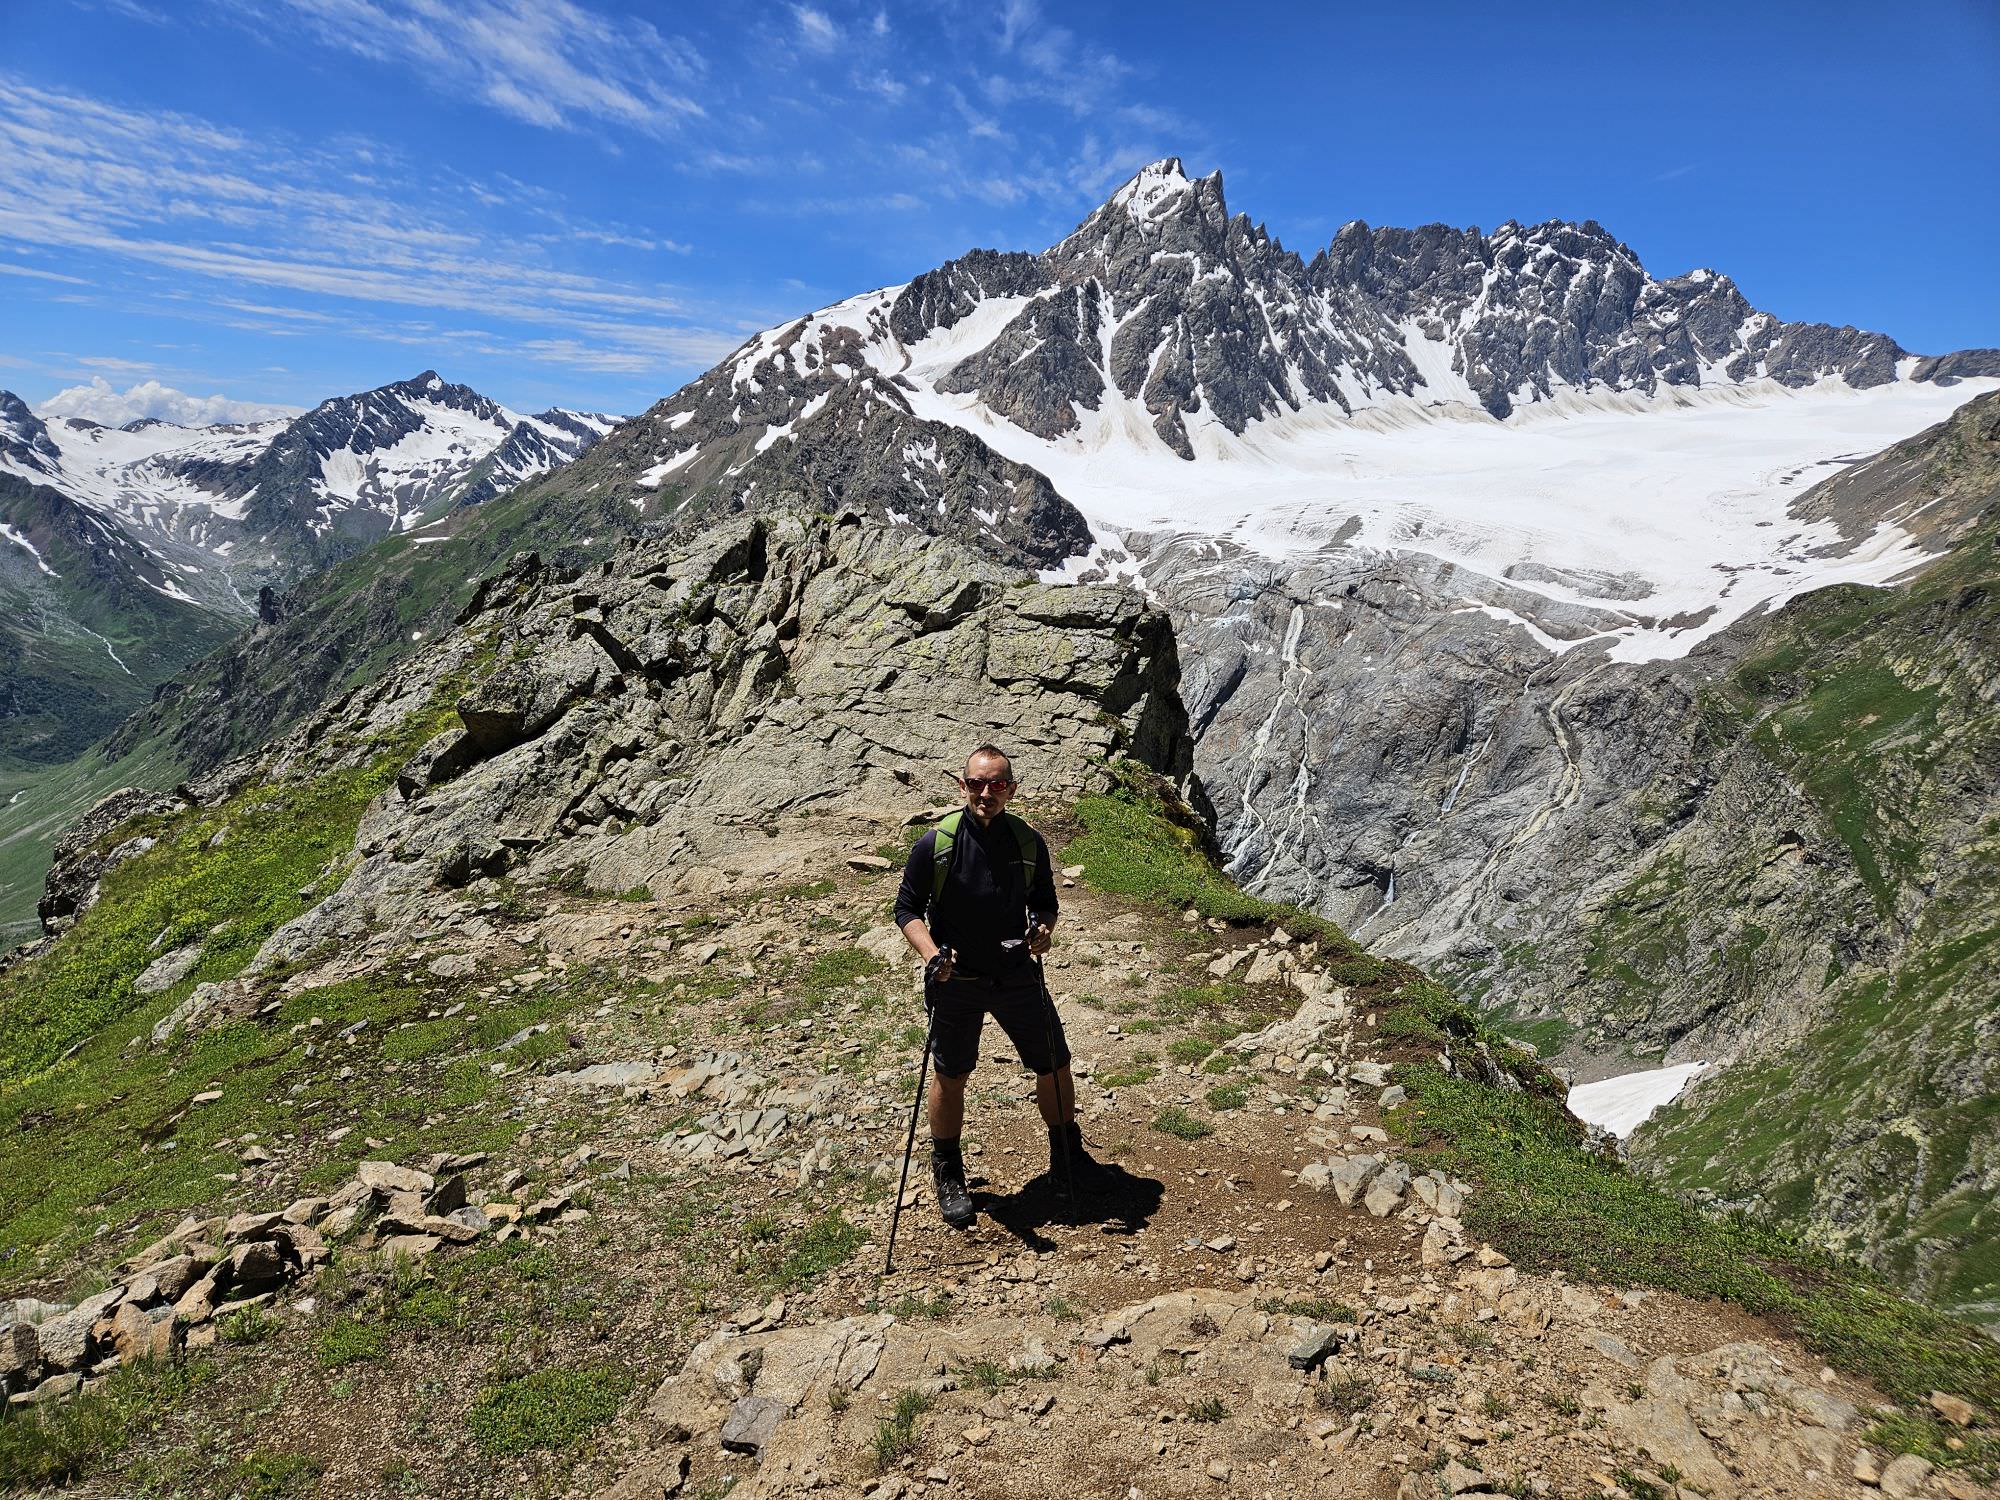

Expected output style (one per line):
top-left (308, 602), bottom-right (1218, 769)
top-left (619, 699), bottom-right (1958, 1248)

top-left (792, 4), bottom-right (839, 51)
top-left (0, 261), bottom-right (89, 285)
top-left (37, 376), bottom-right (305, 428)
top-left (0, 78), bottom-right (746, 382)
top-left (268, 0), bottom-right (707, 138)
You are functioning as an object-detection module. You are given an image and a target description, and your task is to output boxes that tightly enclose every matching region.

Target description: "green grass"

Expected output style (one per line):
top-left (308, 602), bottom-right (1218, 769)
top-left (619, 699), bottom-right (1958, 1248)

top-left (219, 1303), bottom-right (280, 1346)
top-left (1257, 1296), bottom-right (1357, 1323)
top-left (465, 1365), bottom-right (632, 1456)
top-left (0, 1354), bottom-right (212, 1488)
top-left (1150, 1106), bottom-right (1212, 1141)
top-left (1204, 1082), bottom-right (1248, 1111)
top-left (1096, 1054), bottom-right (1158, 1089)
top-left (313, 1315), bottom-right (388, 1369)
top-left (871, 1387), bottom-right (932, 1470)
top-left (228, 1450), bottom-right (323, 1498)
top-left (1166, 1036), bottom-right (1216, 1065)
top-left (956, 1359), bottom-right (1009, 1394)
top-left (751, 1211), bottom-right (865, 1292)
top-left (1063, 762), bottom-right (1352, 946)
top-left (1315, 1375), bottom-right (1376, 1417)
top-left (1185, 1395), bottom-right (1227, 1423)
top-left (0, 758), bottom-right (394, 1083)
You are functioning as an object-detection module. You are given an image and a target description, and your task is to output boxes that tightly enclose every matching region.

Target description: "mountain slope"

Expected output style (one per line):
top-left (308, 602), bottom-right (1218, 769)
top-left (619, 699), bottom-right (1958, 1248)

top-left (0, 469), bottom-right (239, 767)
top-left (0, 376), bottom-right (617, 918)
top-left (1, 515), bottom-right (1994, 1494)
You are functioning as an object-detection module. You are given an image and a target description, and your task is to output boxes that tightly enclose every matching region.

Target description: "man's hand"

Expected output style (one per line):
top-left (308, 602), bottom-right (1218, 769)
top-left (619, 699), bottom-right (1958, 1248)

top-left (1027, 921), bottom-right (1053, 957)
top-left (924, 947), bottom-right (956, 986)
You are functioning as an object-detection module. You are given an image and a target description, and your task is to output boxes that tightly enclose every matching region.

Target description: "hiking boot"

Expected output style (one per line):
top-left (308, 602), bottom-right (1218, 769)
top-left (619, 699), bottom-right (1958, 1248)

top-left (1046, 1119), bottom-right (1113, 1195)
top-left (931, 1140), bottom-right (975, 1228)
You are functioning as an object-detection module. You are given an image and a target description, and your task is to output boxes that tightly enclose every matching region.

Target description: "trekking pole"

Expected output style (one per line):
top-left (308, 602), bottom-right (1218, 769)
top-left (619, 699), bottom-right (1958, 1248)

top-left (1035, 951), bottom-right (1076, 1223)
top-left (883, 992), bottom-right (942, 1276)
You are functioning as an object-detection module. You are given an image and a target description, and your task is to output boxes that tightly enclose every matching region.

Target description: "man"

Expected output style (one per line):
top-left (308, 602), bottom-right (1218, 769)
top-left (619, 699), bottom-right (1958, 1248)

top-left (895, 744), bottom-right (1105, 1227)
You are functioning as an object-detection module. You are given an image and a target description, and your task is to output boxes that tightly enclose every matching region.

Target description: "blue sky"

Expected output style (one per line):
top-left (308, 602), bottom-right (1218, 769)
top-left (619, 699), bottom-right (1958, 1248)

top-left (2, 0), bottom-right (1996, 421)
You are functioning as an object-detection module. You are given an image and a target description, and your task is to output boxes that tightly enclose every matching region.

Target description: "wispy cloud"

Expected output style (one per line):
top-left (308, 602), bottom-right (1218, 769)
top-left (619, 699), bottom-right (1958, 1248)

top-left (0, 260), bottom-right (90, 284)
top-left (791, 5), bottom-right (840, 53)
top-left (264, 0), bottom-right (706, 138)
top-left (0, 76), bottom-right (743, 382)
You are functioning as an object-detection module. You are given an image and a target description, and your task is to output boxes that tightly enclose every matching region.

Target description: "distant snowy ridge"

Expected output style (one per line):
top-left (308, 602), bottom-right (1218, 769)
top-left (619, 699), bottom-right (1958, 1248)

top-left (0, 372), bottom-right (623, 615)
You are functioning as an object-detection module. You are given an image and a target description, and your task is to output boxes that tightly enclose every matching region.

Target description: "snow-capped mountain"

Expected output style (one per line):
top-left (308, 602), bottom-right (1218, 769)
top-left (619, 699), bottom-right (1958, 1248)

top-left (0, 373), bottom-right (617, 773)
top-left (0, 372), bottom-right (621, 613)
top-left (598, 156), bottom-right (1998, 661)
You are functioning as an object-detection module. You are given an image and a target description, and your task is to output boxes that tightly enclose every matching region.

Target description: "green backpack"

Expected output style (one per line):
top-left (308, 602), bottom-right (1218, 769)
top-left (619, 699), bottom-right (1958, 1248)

top-left (930, 809), bottom-right (1039, 910)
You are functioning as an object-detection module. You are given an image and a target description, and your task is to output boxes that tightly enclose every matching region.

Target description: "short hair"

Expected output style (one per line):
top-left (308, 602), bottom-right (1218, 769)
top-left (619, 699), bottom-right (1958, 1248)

top-left (965, 743), bottom-right (1014, 777)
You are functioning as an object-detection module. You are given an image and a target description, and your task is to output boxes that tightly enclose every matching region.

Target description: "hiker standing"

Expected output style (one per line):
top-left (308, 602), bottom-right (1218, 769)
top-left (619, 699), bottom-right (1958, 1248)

top-left (895, 744), bottom-right (1105, 1227)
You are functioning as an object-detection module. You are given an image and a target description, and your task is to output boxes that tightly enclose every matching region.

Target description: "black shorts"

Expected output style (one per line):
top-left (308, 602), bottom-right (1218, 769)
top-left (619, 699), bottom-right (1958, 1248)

top-left (928, 973), bottom-right (1071, 1078)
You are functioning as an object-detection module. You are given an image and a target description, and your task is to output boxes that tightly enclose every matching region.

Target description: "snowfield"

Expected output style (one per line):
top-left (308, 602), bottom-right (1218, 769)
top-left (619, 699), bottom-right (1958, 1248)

top-left (1567, 1062), bottom-right (1710, 1137)
top-left (900, 359), bottom-right (1997, 662)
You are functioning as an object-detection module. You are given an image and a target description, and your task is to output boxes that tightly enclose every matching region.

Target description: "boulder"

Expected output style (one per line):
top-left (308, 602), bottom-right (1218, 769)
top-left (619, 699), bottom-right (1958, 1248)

top-left (425, 1175), bottom-right (469, 1216)
top-left (1286, 1323), bottom-right (1345, 1371)
top-left (173, 1273), bottom-right (223, 1325)
top-left (109, 1302), bottom-right (181, 1365)
top-left (598, 1451), bottom-right (690, 1499)
top-left (357, 1161), bottom-right (434, 1195)
top-left (224, 1240), bottom-right (289, 1295)
top-left (1363, 1161), bottom-right (1411, 1218)
top-left (128, 1254), bottom-right (207, 1307)
top-left (0, 1321), bottom-right (39, 1388)
top-left (1325, 1155), bottom-right (1383, 1208)
top-left (35, 1288), bottom-right (123, 1373)
top-left (134, 943), bottom-right (204, 995)
top-left (1879, 1455), bottom-right (1933, 1500)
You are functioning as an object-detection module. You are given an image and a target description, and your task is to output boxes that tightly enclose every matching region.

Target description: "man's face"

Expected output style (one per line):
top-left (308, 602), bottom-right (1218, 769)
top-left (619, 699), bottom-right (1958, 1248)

top-left (958, 753), bottom-right (1016, 823)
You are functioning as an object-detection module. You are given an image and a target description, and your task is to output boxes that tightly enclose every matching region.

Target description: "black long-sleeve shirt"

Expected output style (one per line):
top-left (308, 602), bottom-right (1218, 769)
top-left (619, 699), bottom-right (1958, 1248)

top-left (894, 812), bottom-right (1058, 978)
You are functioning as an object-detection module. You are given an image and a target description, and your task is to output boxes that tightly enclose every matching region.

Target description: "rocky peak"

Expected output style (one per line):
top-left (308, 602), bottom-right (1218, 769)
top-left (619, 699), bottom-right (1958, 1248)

top-left (0, 389), bottom-right (62, 479)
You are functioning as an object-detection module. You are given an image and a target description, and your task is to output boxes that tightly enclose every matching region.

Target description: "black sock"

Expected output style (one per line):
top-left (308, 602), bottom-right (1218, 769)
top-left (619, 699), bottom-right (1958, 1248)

top-left (932, 1136), bottom-right (962, 1157)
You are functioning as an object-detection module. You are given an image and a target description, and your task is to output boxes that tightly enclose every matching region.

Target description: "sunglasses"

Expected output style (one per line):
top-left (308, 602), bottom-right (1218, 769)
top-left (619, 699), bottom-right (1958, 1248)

top-left (961, 776), bottom-right (1015, 793)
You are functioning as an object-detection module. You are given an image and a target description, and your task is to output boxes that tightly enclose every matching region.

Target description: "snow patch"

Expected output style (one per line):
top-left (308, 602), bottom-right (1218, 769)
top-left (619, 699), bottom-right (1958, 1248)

top-left (1568, 1062), bottom-right (1709, 1138)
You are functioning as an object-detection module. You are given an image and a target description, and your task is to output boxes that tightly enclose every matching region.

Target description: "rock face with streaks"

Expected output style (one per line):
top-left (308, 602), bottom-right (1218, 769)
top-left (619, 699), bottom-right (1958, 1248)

top-left (1132, 393), bottom-right (2000, 1326)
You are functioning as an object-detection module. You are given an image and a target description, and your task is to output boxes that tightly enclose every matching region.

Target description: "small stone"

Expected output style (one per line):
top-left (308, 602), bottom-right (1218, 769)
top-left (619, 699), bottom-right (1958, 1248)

top-left (1475, 1246), bottom-right (1510, 1268)
top-left (719, 1394), bottom-right (785, 1455)
top-left (1879, 1454), bottom-right (1932, 1499)
top-left (1928, 1390), bottom-right (1977, 1427)
top-left (1852, 1449), bottom-right (1881, 1486)
top-left (1206, 1236), bottom-right (1236, 1253)
top-left (845, 854), bottom-right (893, 871)
top-left (1205, 1459), bottom-right (1230, 1482)
top-left (1442, 1459), bottom-right (1486, 1494)
top-left (962, 1425), bottom-right (993, 1446)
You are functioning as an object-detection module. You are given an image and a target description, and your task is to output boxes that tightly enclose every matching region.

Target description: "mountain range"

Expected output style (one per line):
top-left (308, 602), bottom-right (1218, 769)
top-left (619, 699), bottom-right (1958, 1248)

top-left (4, 157), bottom-right (1998, 1327)
top-left (0, 374), bottom-right (617, 769)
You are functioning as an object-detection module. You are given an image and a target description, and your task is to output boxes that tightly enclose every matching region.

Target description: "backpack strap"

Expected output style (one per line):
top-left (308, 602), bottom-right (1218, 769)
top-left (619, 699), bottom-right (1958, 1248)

top-left (929, 809), bottom-right (1039, 910)
top-left (929, 809), bottom-right (964, 908)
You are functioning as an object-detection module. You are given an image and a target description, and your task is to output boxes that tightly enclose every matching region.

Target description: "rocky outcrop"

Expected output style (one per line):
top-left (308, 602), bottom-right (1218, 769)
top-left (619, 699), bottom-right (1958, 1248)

top-left (49, 514), bottom-right (1195, 982)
